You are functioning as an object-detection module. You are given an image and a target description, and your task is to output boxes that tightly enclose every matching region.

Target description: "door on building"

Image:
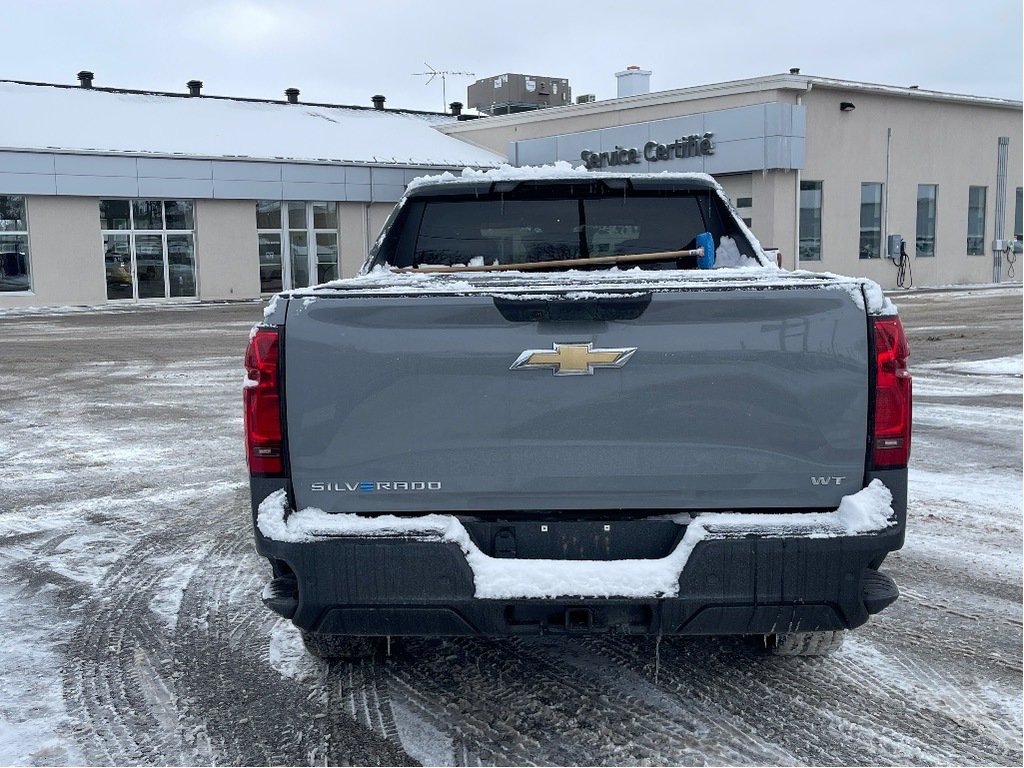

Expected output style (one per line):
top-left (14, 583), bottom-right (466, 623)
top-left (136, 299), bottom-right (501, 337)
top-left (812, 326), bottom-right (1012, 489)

top-left (100, 199), bottom-right (198, 301)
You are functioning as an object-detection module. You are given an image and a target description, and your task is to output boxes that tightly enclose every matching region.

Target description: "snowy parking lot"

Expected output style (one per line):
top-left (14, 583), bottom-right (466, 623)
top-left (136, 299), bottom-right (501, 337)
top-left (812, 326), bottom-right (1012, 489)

top-left (0, 285), bottom-right (1021, 766)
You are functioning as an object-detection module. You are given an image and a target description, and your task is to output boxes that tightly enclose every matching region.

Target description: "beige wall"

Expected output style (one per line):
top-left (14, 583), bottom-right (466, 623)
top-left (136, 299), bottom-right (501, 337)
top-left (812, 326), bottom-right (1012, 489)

top-left (367, 203), bottom-right (395, 256)
top-left (799, 88), bottom-right (1023, 286)
top-left (336, 202), bottom-right (395, 278)
top-left (1, 196), bottom-right (106, 309)
top-left (752, 171), bottom-right (798, 260)
top-left (338, 203), bottom-right (368, 278)
top-left (195, 199), bottom-right (260, 300)
top-left (717, 174), bottom-right (752, 205)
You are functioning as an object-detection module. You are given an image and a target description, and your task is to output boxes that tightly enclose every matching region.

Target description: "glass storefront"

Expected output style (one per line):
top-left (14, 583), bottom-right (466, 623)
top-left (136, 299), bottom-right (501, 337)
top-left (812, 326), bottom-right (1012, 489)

top-left (257, 200), bottom-right (339, 293)
top-left (100, 199), bottom-right (197, 301)
top-left (0, 195), bottom-right (31, 292)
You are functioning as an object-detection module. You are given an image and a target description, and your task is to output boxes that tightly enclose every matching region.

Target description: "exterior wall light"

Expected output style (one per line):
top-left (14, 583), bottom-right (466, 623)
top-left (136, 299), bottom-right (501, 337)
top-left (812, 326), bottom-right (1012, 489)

top-left (840, 102), bottom-right (856, 112)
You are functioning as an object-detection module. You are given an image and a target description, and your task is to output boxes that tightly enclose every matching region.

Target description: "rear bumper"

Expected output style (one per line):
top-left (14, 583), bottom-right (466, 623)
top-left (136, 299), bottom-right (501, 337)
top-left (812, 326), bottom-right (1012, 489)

top-left (252, 473), bottom-right (906, 638)
top-left (258, 531), bottom-right (901, 637)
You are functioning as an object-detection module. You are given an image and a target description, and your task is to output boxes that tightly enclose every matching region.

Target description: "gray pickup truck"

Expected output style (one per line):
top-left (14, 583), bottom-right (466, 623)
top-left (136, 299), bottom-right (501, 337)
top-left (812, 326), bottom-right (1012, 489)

top-left (246, 170), bottom-right (911, 659)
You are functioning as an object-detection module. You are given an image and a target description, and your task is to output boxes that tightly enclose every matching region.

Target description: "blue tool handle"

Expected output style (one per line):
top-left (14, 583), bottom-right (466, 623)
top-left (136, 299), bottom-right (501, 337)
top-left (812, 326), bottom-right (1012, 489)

top-left (695, 232), bottom-right (715, 269)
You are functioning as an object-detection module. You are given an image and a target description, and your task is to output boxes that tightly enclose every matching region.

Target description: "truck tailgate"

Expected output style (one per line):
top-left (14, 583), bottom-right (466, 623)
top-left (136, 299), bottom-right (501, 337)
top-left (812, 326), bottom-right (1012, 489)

top-left (283, 285), bottom-right (869, 514)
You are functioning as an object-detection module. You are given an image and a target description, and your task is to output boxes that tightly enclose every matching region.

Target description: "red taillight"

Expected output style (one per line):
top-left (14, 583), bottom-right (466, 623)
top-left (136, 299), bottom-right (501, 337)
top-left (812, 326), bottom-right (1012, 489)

top-left (244, 328), bottom-right (283, 475)
top-left (871, 316), bottom-right (912, 469)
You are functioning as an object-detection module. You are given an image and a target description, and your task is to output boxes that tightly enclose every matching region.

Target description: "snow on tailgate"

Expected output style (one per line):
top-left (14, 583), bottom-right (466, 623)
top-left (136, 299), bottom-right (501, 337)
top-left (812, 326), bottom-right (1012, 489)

top-left (295, 266), bottom-right (896, 316)
top-left (256, 480), bottom-right (896, 599)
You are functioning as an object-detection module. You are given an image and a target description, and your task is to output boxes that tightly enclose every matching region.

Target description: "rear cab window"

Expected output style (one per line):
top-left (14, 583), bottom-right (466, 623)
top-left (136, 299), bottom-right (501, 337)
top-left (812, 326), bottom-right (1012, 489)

top-left (370, 180), bottom-right (758, 270)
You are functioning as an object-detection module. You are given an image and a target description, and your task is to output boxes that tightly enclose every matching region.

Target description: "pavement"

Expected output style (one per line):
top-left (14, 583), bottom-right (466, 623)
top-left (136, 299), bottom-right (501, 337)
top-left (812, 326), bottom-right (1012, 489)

top-left (0, 286), bottom-right (1020, 766)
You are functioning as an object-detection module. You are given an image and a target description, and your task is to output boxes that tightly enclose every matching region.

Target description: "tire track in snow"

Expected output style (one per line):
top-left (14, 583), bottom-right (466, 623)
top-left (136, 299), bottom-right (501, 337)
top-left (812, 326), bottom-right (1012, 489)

top-left (322, 659), bottom-right (403, 752)
top-left (589, 632), bottom-right (1021, 766)
top-left (61, 532), bottom-right (191, 765)
top-left (385, 639), bottom-right (547, 766)
top-left (385, 635), bottom-right (794, 766)
top-left (170, 517), bottom-right (415, 766)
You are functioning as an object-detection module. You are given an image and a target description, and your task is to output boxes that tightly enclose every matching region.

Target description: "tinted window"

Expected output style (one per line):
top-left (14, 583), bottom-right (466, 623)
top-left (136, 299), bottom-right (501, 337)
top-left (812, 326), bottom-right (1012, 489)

top-left (379, 187), bottom-right (741, 269)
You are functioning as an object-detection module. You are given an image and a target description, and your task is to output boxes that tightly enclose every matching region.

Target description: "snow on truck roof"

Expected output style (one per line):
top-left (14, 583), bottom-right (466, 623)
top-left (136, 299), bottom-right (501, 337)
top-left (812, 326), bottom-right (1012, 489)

top-left (0, 80), bottom-right (506, 167)
top-left (405, 162), bottom-right (720, 193)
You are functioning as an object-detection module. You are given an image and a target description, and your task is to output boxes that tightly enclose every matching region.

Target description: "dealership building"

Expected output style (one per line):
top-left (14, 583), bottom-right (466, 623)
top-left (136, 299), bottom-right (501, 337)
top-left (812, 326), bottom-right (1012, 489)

top-left (443, 69), bottom-right (1023, 290)
top-left (0, 70), bottom-right (1020, 309)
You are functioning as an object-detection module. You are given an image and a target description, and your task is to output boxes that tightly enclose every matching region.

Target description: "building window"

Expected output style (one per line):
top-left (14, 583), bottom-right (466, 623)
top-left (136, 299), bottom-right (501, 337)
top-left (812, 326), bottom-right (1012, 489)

top-left (736, 197), bottom-right (753, 209)
top-left (257, 201), bottom-right (339, 293)
top-left (967, 186), bottom-right (986, 255)
top-left (859, 183), bottom-right (883, 259)
top-left (0, 195), bottom-right (31, 292)
top-left (916, 184), bottom-right (937, 257)
top-left (799, 181), bottom-right (823, 261)
top-left (1014, 187), bottom-right (1022, 243)
top-left (100, 199), bottom-right (196, 300)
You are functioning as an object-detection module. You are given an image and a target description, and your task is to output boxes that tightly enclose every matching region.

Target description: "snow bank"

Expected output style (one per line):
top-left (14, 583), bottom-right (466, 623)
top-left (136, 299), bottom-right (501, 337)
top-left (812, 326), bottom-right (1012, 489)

top-left (912, 354), bottom-right (1024, 398)
top-left (929, 355), bottom-right (1023, 377)
top-left (256, 480), bottom-right (895, 599)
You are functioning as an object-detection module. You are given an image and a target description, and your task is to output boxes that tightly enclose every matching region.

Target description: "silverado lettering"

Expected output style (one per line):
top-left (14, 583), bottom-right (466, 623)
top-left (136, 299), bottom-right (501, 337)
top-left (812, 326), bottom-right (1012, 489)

top-left (311, 481), bottom-right (443, 492)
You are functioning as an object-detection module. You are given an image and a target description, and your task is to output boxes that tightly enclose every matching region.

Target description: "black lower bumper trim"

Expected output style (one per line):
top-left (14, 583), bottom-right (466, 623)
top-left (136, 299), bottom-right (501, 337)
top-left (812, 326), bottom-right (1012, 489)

top-left (862, 569), bottom-right (899, 615)
top-left (262, 574), bottom-right (299, 620)
top-left (257, 527), bottom-right (903, 637)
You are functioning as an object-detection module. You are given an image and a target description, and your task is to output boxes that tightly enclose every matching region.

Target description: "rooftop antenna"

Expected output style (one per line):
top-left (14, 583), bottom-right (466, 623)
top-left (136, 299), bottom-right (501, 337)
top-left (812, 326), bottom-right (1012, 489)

top-left (411, 63), bottom-right (474, 111)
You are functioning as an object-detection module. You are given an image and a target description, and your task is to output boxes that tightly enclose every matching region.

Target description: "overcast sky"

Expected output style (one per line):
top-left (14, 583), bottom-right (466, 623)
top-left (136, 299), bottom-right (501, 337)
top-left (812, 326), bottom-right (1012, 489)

top-left (3, 0), bottom-right (1021, 112)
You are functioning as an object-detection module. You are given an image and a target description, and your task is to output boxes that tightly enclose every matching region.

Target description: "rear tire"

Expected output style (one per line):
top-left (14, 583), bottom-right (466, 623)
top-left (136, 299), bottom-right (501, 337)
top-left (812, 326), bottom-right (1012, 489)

top-left (769, 630), bottom-right (846, 657)
top-left (300, 631), bottom-right (379, 661)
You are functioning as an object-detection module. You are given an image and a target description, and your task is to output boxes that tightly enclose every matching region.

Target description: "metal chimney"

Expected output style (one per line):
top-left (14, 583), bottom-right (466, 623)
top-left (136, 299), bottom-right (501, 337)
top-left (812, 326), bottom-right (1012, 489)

top-left (285, 88), bottom-right (300, 104)
top-left (615, 65), bottom-right (651, 98)
top-left (77, 70), bottom-right (94, 88)
top-left (449, 101), bottom-right (463, 116)
top-left (187, 80), bottom-right (203, 96)
top-left (372, 94), bottom-right (386, 110)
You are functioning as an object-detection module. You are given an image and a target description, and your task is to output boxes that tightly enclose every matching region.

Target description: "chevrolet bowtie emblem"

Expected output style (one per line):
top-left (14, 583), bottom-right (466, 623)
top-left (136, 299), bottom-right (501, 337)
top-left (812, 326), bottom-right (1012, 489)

top-left (510, 343), bottom-right (637, 376)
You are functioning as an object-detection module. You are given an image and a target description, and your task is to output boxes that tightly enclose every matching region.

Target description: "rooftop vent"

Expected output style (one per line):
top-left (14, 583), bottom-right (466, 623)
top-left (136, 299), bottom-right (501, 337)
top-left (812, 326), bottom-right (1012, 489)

top-left (77, 70), bottom-right (94, 88)
top-left (789, 67), bottom-right (801, 74)
top-left (372, 94), bottom-right (386, 110)
top-left (449, 101), bottom-right (463, 116)
top-left (909, 85), bottom-right (919, 89)
top-left (285, 88), bottom-right (300, 104)
top-left (187, 80), bottom-right (203, 96)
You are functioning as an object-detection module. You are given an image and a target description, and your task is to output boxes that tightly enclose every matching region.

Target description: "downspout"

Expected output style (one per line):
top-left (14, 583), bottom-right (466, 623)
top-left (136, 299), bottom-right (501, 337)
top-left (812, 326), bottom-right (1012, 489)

top-left (793, 81), bottom-right (812, 270)
top-left (883, 127), bottom-right (892, 262)
top-left (993, 136), bottom-right (1009, 283)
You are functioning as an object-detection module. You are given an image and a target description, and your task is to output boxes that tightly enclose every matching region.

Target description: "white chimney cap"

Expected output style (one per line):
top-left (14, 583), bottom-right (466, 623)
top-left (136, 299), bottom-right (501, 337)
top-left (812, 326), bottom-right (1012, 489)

top-left (615, 66), bottom-right (652, 98)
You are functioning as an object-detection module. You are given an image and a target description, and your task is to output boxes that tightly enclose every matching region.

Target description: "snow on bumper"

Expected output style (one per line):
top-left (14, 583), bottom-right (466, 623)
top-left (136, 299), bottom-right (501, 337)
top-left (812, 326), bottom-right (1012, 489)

top-left (256, 481), bottom-right (896, 601)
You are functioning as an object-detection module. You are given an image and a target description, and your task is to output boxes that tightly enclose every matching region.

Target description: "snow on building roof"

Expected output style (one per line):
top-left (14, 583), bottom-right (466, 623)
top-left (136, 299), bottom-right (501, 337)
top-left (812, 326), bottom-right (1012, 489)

top-left (0, 81), bottom-right (505, 168)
